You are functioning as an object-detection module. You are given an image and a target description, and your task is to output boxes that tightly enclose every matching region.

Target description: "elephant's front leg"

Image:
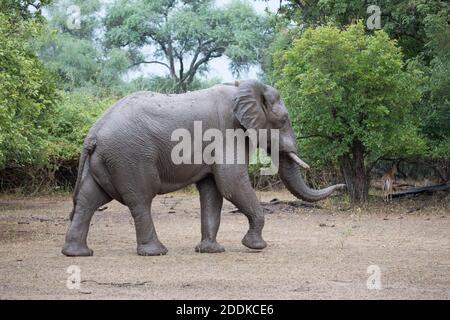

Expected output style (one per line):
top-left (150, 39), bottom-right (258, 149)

top-left (215, 165), bottom-right (267, 250)
top-left (195, 176), bottom-right (225, 253)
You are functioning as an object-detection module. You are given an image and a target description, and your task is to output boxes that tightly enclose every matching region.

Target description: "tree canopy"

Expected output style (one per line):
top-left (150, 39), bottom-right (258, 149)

top-left (104, 0), bottom-right (269, 92)
top-left (38, 0), bottom-right (129, 91)
top-left (276, 23), bottom-right (425, 202)
top-left (279, 0), bottom-right (449, 61)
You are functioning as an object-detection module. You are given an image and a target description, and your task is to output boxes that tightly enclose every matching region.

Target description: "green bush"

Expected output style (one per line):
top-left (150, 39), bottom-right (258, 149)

top-left (0, 12), bottom-right (59, 169)
top-left (0, 87), bottom-right (116, 193)
top-left (47, 90), bottom-right (116, 164)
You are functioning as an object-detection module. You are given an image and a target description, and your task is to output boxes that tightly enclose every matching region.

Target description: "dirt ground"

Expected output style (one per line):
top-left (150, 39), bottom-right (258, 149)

top-left (0, 190), bottom-right (449, 299)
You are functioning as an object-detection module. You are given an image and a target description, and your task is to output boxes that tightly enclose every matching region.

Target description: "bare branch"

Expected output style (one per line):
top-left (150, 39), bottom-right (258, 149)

top-left (128, 60), bottom-right (170, 70)
top-left (184, 39), bottom-right (216, 80)
top-left (183, 46), bottom-right (225, 83)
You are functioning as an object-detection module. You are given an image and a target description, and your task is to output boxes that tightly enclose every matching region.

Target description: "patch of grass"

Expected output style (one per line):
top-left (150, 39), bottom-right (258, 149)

top-left (338, 225), bottom-right (354, 249)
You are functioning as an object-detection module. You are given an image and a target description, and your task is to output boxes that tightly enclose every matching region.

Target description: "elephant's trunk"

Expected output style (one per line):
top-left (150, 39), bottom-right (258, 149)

top-left (279, 153), bottom-right (346, 202)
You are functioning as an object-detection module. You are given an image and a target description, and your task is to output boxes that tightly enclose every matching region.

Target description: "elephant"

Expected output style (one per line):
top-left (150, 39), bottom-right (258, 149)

top-left (62, 79), bottom-right (345, 257)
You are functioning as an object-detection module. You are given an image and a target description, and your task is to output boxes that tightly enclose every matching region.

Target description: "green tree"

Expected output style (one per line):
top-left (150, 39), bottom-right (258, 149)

top-left (0, 6), bottom-right (59, 169)
top-left (0, 0), bottom-right (52, 22)
top-left (276, 23), bottom-right (425, 202)
top-left (417, 9), bottom-right (450, 180)
top-left (46, 90), bottom-right (116, 162)
top-left (39, 0), bottom-right (128, 91)
top-left (104, 0), bottom-right (268, 92)
top-left (280, 0), bottom-right (448, 61)
top-left (270, 0), bottom-right (450, 183)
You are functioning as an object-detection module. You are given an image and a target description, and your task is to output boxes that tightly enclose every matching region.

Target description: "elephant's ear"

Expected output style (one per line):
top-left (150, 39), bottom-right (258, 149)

top-left (232, 80), bottom-right (268, 130)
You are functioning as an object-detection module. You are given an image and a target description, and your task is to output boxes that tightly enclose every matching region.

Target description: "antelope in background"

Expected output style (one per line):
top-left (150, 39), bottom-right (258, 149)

top-left (382, 165), bottom-right (397, 202)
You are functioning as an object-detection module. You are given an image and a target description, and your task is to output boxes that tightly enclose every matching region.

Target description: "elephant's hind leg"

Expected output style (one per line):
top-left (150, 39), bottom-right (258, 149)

top-left (62, 173), bottom-right (111, 257)
top-left (108, 163), bottom-right (167, 256)
top-left (195, 176), bottom-right (225, 253)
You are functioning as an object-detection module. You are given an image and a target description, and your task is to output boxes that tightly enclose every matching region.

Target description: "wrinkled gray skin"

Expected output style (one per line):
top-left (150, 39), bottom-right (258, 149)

top-left (62, 80), bottom-right (345, 257)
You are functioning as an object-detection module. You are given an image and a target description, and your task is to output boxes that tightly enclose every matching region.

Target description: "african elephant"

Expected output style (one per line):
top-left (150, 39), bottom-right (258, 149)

top-left (62, 79), bottom-right (345, 257)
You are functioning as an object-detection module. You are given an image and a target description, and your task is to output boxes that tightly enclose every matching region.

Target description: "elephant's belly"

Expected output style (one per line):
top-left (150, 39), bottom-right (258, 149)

top-left (157, 164), bottom-right (212, 194)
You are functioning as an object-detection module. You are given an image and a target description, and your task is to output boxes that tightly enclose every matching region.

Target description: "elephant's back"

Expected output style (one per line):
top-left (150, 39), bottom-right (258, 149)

top-left (86, 86), bottom-right (237, 150)
top-left (95, 89), bottom-right (215, 121)
top-left (94, 86), bottom-right (236, 129)
top-left (88, 91), bottom-right (176, 136)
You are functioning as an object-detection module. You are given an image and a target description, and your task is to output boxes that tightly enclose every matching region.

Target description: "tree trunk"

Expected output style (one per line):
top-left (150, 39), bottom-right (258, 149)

top-left (177, 78), bottom-right (192, 93)
top-left (179, 81), bottom-right (188, 93)
top-left (339, 139), bottom-right (369, 203)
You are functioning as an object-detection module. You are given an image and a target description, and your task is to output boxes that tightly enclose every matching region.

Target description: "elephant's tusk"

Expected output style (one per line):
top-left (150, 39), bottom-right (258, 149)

top-left (234, 80), bottom-right (240, 87)
top-left (288, 152), bottom-right (310, 170)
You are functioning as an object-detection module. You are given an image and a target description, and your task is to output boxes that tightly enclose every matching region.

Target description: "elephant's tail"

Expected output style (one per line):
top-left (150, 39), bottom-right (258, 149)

top-left (69, 137), bottom-right (96, 221)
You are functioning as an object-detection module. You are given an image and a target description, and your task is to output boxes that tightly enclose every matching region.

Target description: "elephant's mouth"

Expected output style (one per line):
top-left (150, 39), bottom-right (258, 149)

top-left (278, 152), bottom-right (346, 202)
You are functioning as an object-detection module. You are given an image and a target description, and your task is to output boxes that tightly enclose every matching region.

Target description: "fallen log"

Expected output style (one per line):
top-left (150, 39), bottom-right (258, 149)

top-left (392, 183), bottom-right (450, 198)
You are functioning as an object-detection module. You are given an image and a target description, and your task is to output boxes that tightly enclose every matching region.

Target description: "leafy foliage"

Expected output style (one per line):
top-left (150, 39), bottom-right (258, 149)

top-left (276, 23), bottom-right (425, 201)
top-left (38, 0), bottom-right (129, 92)
top-left (104, 0), bottom-right (269, 92)
top-left (416, 8), bottom-right (450, 179)
top-left (0, 0), bottom-right (52, 22)
top-left (267, 1), bottom-right (450, 195)
top-left (0, 11), bottom-right (59, 168)
top-left (46, 90), bottom-right (116, 162)
top-left (280, 0), bottom-right (449, 60)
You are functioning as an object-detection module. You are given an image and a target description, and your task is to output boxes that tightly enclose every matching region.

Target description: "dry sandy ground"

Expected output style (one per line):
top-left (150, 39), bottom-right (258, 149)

top-left (0, 191), bottom-right (449, 299)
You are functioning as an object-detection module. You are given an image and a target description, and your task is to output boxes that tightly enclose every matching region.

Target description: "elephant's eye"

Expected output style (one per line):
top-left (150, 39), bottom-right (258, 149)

top-left (277, 112), bottom-right (288, 125)
top-left (269, 104), bottom-right (288, 127)
top-left (272, 102), bottom-right (284, 113)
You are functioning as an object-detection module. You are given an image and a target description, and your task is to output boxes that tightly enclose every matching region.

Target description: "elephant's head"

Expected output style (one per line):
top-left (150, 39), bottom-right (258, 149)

top-left (232, 79), bottom-right (345, 202)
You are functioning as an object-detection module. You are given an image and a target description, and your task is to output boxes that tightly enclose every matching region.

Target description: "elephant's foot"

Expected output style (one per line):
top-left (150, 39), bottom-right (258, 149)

top-left (242, 232), bottom-right (267, 250)
top-left (137, 241), bottom-right (168, 256)
top-left (195, 240), bottom-right (225, 253)
top-left (62, 242), bottom-right (94, 257)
